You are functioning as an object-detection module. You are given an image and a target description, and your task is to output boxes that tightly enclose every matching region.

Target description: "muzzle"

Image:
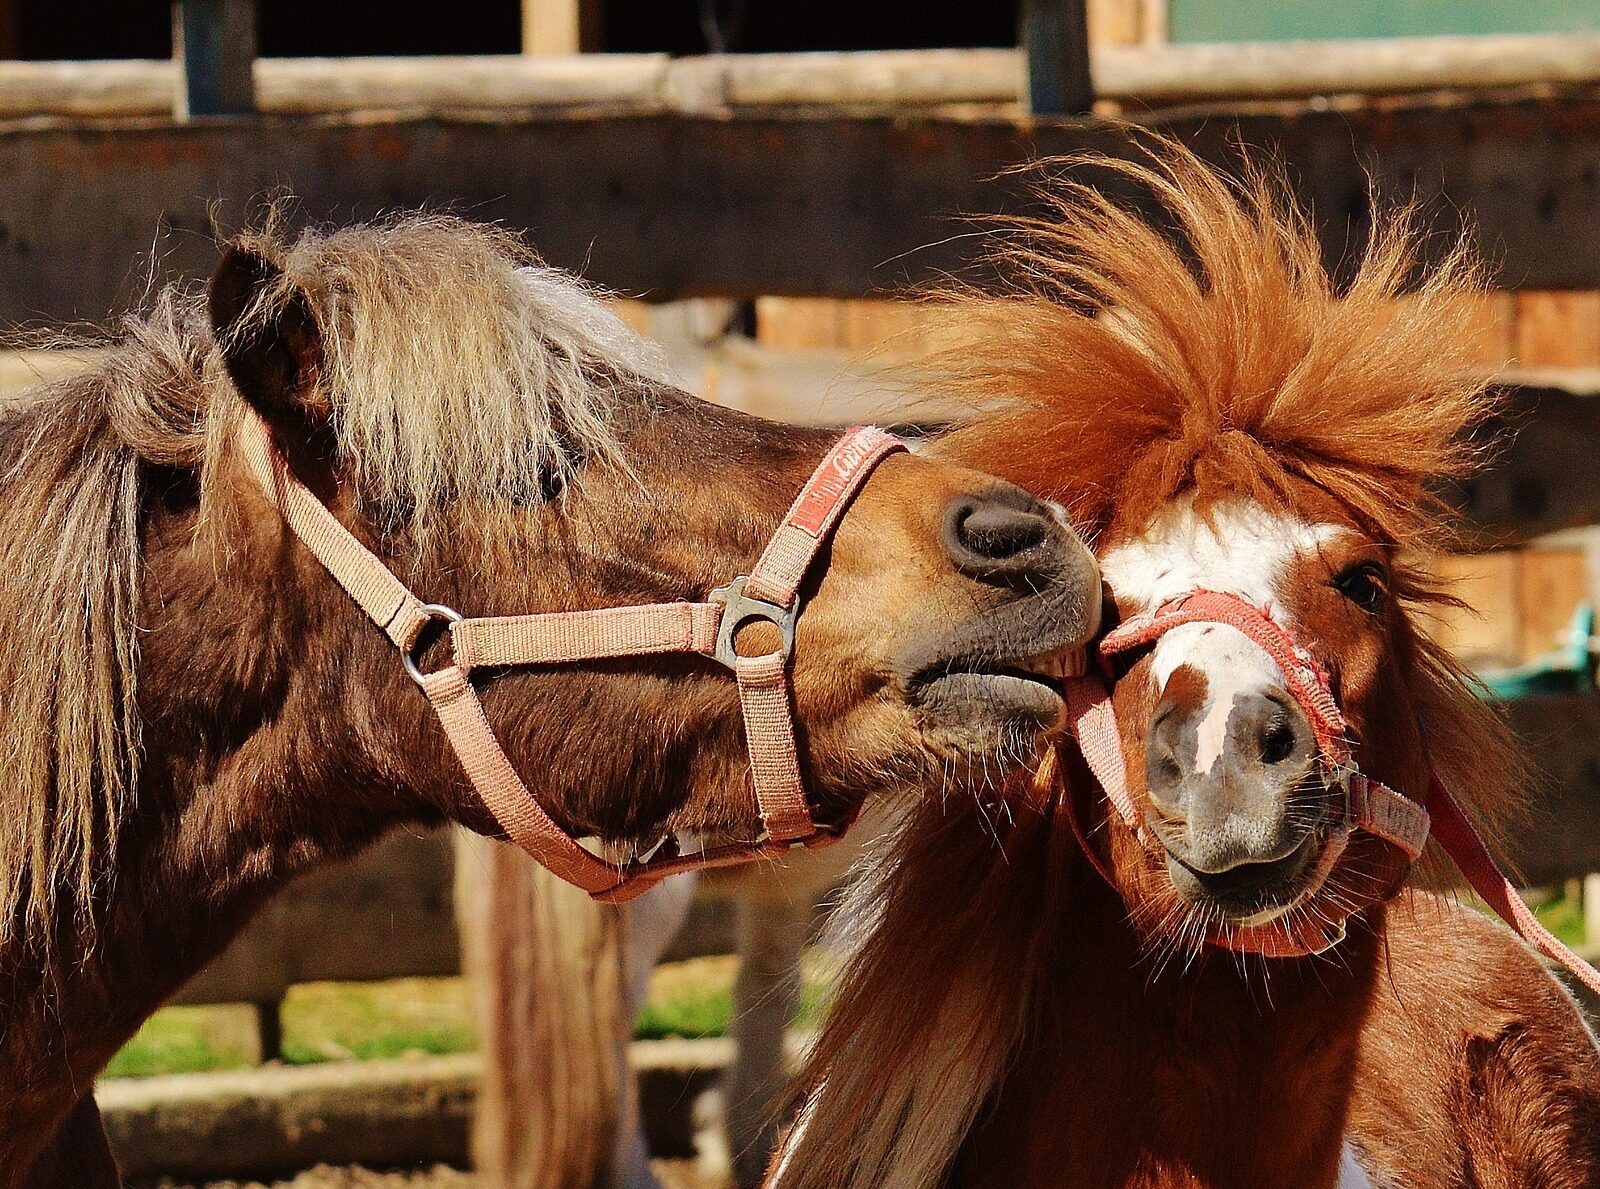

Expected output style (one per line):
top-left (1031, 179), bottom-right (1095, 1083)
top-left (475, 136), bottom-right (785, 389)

top-left (1065, 590), bottom-right (1600, 993)
top-left (238, 407), bottom-right (906, 903)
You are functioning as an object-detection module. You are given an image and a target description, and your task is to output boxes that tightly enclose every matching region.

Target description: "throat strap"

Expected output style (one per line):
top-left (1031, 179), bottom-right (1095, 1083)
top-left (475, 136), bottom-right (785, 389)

top-left (238, 406), bottom-right (905, 902)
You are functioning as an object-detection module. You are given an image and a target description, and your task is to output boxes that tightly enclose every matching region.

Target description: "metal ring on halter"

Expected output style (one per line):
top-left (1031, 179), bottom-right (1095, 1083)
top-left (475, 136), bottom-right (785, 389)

top-left (402, 603), bottom-right (465, 684)
top-left (708, 576), bottom-right (797, 671)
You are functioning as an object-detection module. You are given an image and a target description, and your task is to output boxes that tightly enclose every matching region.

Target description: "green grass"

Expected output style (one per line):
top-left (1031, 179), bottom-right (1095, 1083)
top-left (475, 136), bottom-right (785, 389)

top-left (634, 956), bottom-right (737, 1040)
top-left (106, 953), bottom-right (837, 1079)
top-left (1533, 887), bottom-right (1588, 949)
top-left (102, 1003), bottom-right (258, 1078)
top-left (278, 977), bottom-right (475, 1065)
top-left (633, 952), bottom-right (833, 1041)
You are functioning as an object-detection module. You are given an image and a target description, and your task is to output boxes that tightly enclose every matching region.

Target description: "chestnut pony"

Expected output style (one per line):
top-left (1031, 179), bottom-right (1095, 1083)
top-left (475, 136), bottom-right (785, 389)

top-left (0, 216), bottom-right (1100, 1187)
top-left (772, 147), bottom-right (1600, 1188)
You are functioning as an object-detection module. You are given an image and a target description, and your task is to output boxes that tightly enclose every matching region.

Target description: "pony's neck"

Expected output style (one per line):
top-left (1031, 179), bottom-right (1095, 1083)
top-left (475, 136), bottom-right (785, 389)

top-left (0, 455), bottom-right (447, 1164)
top-left (2, 390), bottom-right (837, 1159)
top-left (952, 853), bottom-right (1384, 1188)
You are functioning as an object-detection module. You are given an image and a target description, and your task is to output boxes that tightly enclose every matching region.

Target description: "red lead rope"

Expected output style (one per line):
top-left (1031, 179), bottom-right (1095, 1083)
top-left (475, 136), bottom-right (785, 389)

top-left (1066, 590), bottom-right (1600, 993)
top-left (1427, 779), bottom-right (1600, 998)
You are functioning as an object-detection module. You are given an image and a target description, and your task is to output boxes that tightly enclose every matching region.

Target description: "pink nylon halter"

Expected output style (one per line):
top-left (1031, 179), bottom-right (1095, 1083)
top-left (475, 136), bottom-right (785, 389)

top-left (1066, 590), bottom-right (1600, 993)
top-left (238, 407), bottom-right (906, 903)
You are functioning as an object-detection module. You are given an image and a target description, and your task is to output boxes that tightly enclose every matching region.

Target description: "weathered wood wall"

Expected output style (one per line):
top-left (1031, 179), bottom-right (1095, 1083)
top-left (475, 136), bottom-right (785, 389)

top-left (3, 66), bottom-right (1600, 321)
top-left (4, 7), bottom-right (1598, 1006)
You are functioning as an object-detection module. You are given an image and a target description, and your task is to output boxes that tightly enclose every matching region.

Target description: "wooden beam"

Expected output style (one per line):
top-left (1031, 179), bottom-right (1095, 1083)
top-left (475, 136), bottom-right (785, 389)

top-left (1140, 0), bottom-right (1169, 45)
top-left (3, 37), bottom-right (1600, 120)
top-left (1450, 378), bottom-right (1600, 546)
top-left (5, 93), bottom-right (1600, 322)
top-left (172, 0), bottom-right (256, 118)
top-left (1023, 0), bottom-right (1095, 114)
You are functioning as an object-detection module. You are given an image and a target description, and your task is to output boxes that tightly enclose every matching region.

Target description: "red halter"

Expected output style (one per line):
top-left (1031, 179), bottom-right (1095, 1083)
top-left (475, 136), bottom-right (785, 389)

top-left (238, 407), bottom-right (906, 903)
top-left (1065, 590), bottom-right (1600, 994)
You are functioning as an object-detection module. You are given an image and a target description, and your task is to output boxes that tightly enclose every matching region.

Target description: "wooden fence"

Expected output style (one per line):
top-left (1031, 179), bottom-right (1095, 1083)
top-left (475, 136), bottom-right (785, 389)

top-left (5, 0), bottom-right (1600, 1050)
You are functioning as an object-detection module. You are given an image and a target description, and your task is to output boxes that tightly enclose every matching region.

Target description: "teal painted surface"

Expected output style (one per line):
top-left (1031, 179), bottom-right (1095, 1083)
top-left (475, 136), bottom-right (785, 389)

top-left (1477, 606), bottom-right (1598, 701)
top-left (1171, 1), bottom-right (1600, 43)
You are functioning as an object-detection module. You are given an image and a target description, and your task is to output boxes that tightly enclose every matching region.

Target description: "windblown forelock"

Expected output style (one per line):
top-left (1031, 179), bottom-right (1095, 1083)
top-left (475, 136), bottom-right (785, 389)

top-left (244, 216), bottom-right (666, 542)
top-left (930, 138), bottom-right (1498, 561)
top-left (928, 136), bottom-right (1522, 848)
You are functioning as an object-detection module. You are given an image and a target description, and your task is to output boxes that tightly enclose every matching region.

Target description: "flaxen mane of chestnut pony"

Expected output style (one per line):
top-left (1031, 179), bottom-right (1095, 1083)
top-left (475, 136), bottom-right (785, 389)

top-left (0, 215), bottom-right (1100, 1188)
top-left (772, 145), bottom-right (1600, 1188)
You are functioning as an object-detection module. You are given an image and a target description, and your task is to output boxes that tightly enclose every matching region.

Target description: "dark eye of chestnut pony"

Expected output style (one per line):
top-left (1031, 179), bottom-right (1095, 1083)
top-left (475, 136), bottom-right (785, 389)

top-left (1332, 561), bottom-right (1387, 613)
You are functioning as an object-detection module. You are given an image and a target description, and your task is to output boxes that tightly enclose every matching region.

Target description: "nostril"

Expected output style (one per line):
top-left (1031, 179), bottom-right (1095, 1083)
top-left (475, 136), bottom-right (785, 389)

top-left (945, 498), bottom-right (1052, 567)
top-left (1259, 716), bottom-right (1298, 766)
top-left (1153, 750), bottom-right (1183, 785)
top-left (1145, 716), bottom-right (1186, 804)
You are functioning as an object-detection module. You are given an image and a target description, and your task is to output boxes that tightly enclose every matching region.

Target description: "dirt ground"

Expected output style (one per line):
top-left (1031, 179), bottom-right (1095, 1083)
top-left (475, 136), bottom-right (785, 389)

top-left (136, 1161), bottom-right (728, 1189)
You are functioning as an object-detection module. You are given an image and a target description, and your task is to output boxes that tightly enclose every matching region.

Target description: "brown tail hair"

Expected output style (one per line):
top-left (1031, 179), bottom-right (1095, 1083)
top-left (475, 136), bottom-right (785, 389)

top-left (455, 831), bottom-right (632, 1189)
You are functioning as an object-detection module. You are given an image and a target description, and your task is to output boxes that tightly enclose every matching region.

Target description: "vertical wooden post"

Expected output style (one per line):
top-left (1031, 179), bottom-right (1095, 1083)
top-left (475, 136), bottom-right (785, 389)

top-left (1585, 873), bottom-right (1600, 953)
top-left (1022, 0), bottom-right (1094, 115)
top-left (173, 0), bottom-right (256, 119)
top-left (522, 0), bottom-right (602, 55)
top-left (253, 998), bottom-right (284, 1063)
top-left (1141, 0), bottom-right (1170, 44)
top-left (0, 0), bottom-right (20, 60)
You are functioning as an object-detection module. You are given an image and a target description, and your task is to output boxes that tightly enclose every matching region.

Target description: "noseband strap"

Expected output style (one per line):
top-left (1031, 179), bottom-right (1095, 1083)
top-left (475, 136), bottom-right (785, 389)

top-left (237, 407), bottom-right (906, 903)
top-left (1067, 590), bottom-right (1600, 994)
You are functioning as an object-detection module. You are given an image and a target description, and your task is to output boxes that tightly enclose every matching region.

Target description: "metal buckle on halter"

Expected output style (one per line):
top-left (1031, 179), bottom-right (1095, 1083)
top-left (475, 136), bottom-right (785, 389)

top-left (402, 603), bottom-right (465, 684)
top-left (708, 576), bottom-right (797, 671)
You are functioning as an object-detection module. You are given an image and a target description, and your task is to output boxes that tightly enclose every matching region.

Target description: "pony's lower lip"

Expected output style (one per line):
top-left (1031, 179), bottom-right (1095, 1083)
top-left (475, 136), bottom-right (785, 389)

top-left (1167, 830), bottom-right (1322, 921)
top-left (913, 670), bottom-right (1067, 727)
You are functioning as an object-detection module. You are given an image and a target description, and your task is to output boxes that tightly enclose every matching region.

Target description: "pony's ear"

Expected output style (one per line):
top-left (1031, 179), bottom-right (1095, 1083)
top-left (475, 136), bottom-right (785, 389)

top-left (208, 244), bottom-right (331, 429)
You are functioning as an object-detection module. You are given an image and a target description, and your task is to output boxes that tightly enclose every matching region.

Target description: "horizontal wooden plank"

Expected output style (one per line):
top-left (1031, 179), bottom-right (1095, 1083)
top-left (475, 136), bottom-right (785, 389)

top-left (170, 831), bottom-right (461, 1006)
top-left (1503, 694), bottom-right (1600, 886)
top-left (172, 828), bottom-right (738, 1007)
top-left (1097, 32), bottom-right (1600, 104)
top-left (6, 92), bottom-right (1600, 322)
top-left (1450, 378), bottom-right (1600, 544)
top-left (4, 36), bottom-right (1600, 122)
top-left (99, 1041), bottom-right (734, 1179)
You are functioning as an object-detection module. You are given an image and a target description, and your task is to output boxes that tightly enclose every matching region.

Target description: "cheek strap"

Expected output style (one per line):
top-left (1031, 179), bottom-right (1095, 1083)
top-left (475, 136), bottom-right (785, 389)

top-left (238, 405), bottom-right (905, 903)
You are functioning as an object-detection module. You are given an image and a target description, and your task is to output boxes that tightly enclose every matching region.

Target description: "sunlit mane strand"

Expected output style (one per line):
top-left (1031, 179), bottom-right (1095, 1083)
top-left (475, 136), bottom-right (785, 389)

top-left (227, 215), bottom-right (664, 540)
top-left (0, 214), bottom-right (658, 949)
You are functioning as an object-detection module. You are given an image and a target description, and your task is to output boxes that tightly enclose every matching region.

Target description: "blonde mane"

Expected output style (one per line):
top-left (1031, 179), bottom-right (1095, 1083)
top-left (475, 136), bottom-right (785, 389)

top-left (774, 138), bottom-right (1520, 1188)
top-left (0, 214), bottom-right (660, 948)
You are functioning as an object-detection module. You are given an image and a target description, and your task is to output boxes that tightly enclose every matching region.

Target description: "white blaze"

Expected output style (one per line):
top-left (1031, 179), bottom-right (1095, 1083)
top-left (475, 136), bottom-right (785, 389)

top-left (1101, 496), bottom-right (1345, 775)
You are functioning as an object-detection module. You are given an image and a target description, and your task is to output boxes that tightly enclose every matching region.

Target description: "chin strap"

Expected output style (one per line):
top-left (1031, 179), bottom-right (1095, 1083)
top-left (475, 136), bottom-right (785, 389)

top-left (1065, 590), bottom-right (1600, 991)
top-left (237, 406), bottom-right (905, 903)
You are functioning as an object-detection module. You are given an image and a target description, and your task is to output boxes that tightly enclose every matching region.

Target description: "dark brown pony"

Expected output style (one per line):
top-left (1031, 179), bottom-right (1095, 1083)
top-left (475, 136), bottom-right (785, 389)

top-left (771, 145), bottom-right (1600, 1188)
top-left (0, 216), bottom-right (1101, 1187)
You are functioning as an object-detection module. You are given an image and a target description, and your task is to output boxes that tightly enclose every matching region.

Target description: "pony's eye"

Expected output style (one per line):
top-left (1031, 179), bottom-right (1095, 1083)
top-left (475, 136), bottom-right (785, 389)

top-left (1332, 562), bottom-right (1387, 613)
